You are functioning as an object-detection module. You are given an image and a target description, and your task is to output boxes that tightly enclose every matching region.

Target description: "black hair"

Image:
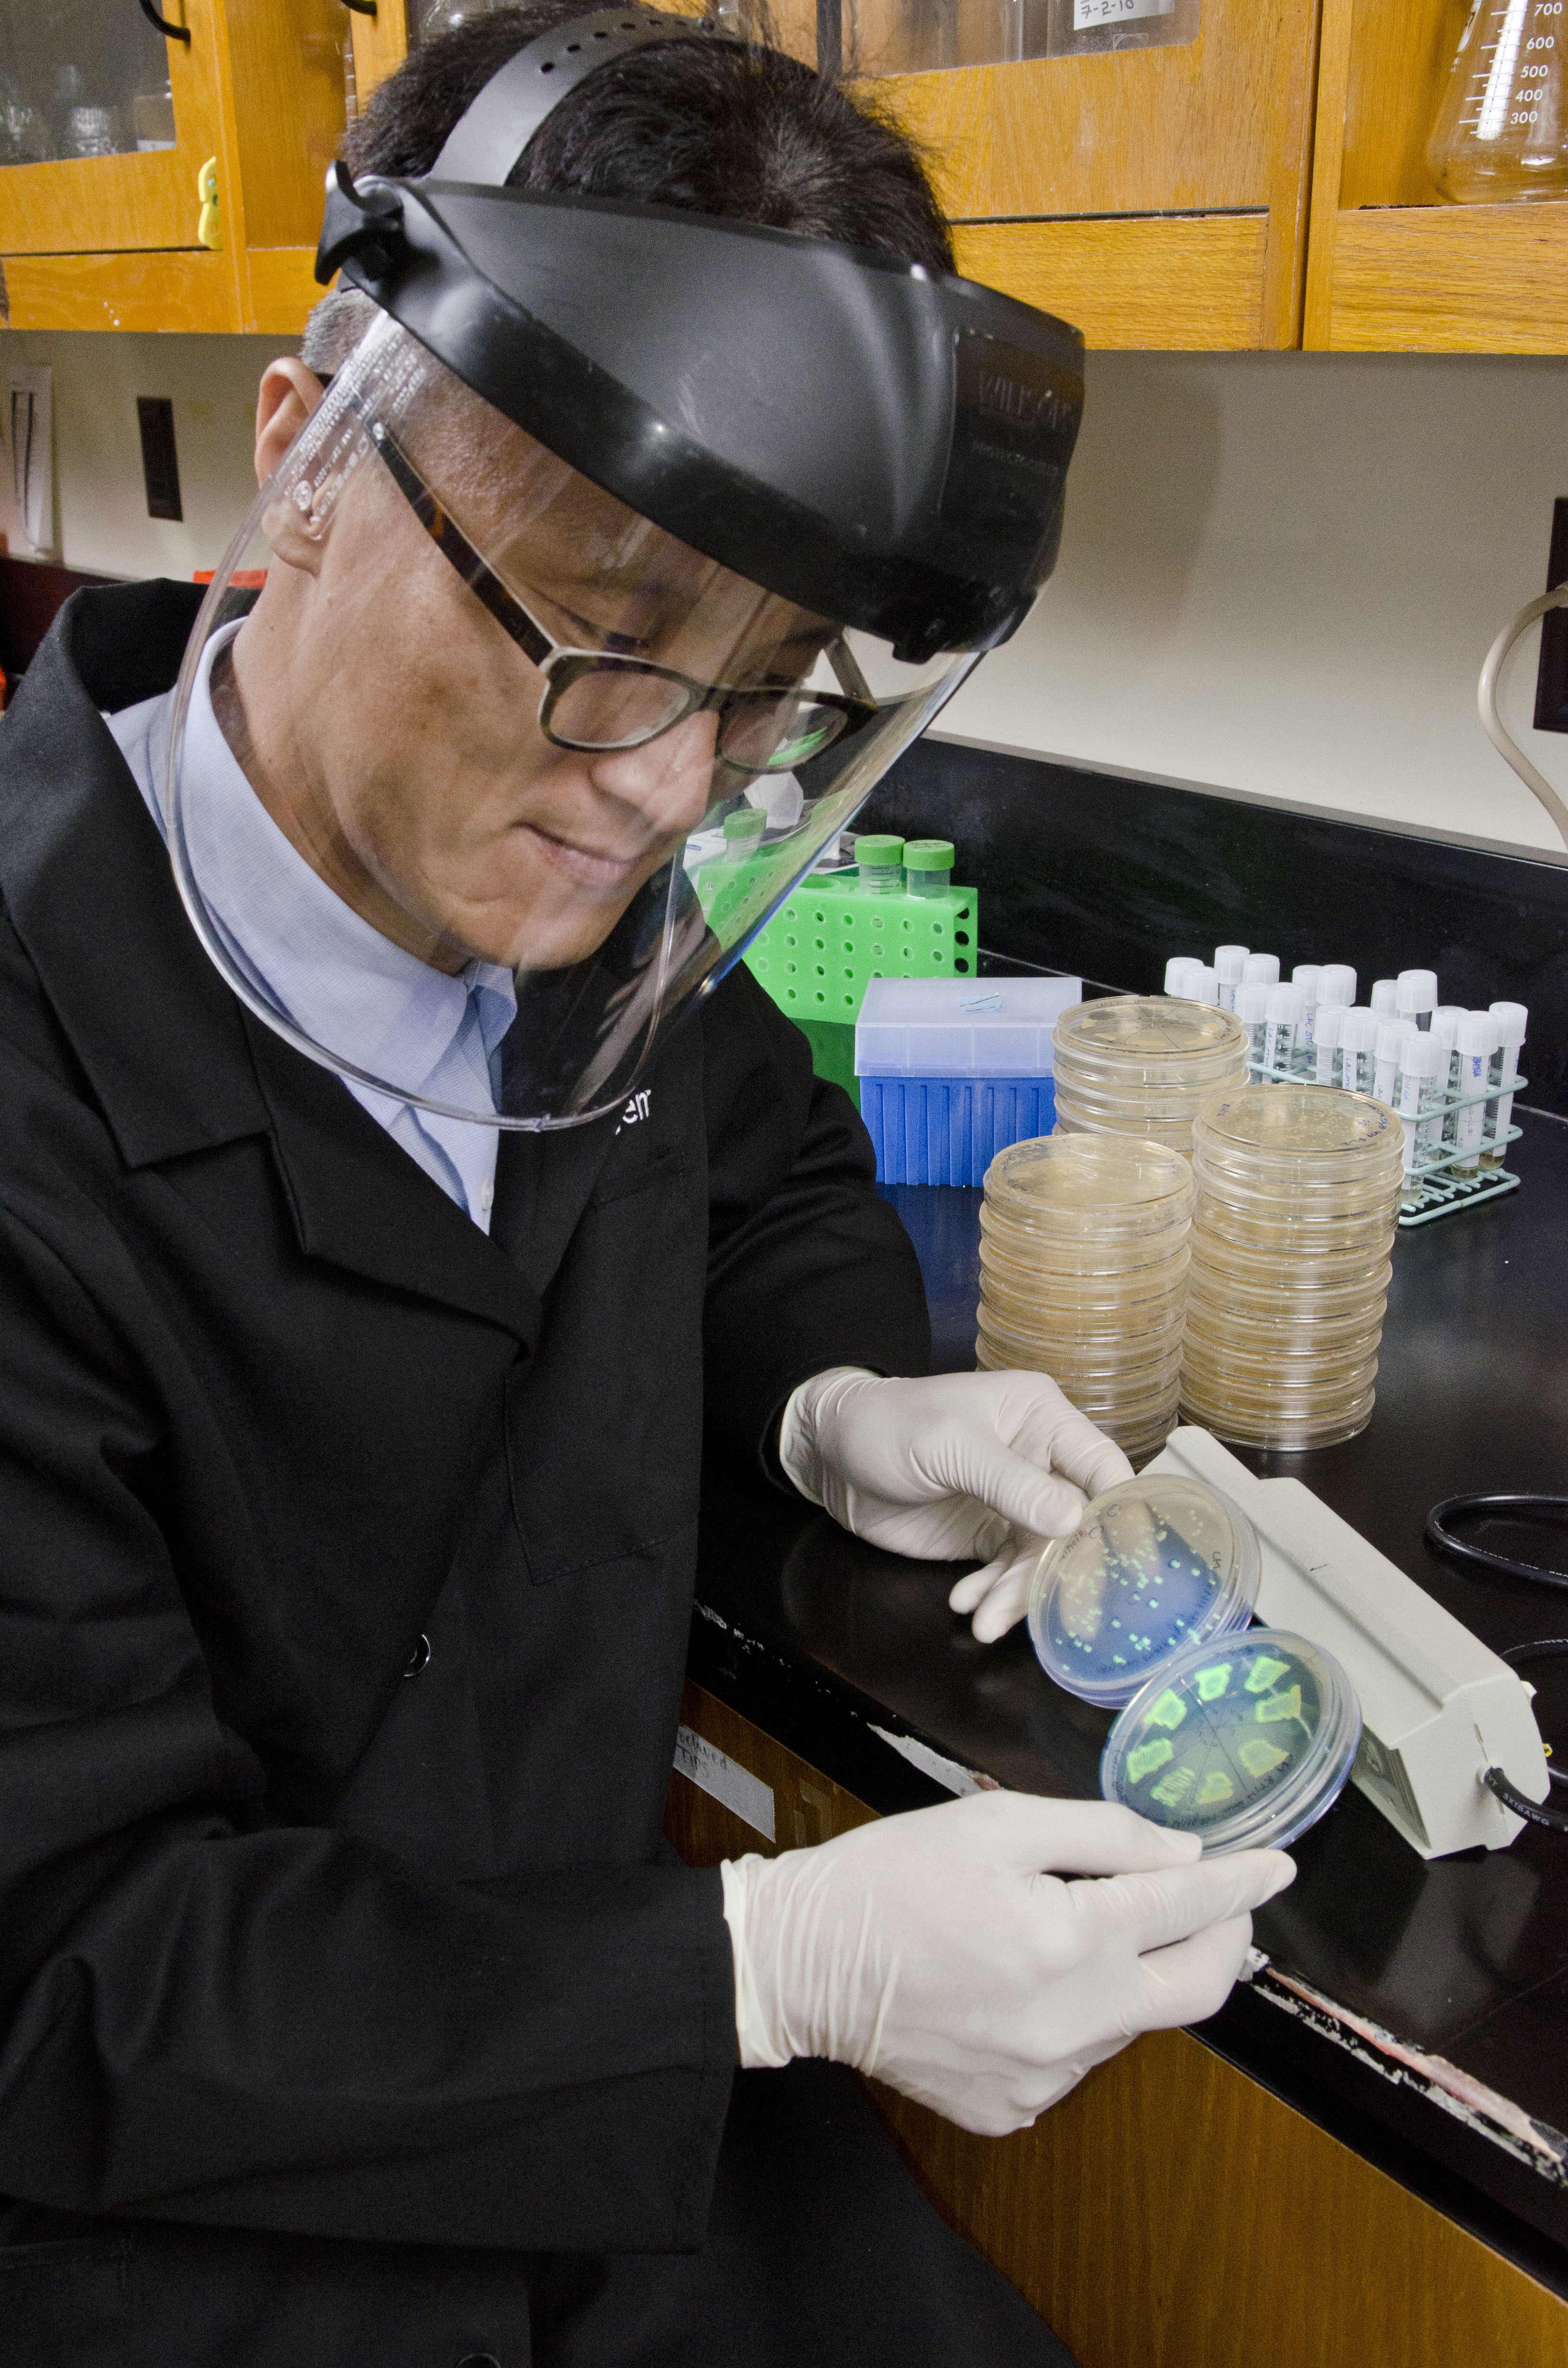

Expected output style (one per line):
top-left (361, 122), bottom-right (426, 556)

top-left (341, 3), bottom-right (954, 273)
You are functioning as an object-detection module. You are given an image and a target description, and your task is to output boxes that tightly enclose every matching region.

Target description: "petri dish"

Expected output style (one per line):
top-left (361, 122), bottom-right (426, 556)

top-left (1177, 1380), bottom-right (1378, 1451)
top-left (980, 1203), bottom-right (1193, 1275)
top-left (974, 1341), bottom-right (1181, 1436)
top-left (979, 1332), bottom-right (1187, 1390)
top-left (1179, 1347), bottom-right (1381, 1390)
top-left (980, 1244), bottom-right (1192, 1310)
top-left (1183, 1316), bottom-right (1387, 1369)
top-left (1180, 1320), bottom-right (1384, 1374)
top-left (984, 1133), bottom-right (1195, 1236)
top-left (1101, 1627), bottom-right (1361, 1852)
top-left (1185, 1257), bottom-right (1391, 1317)
top-left (1054, 997), bottom-right (1250, 1082)
top-left (1189, 1205), bottom-right (1398, 1259)
top-left (977, 1297), bottom-right (1188, 1354)
top-left (1027, 1475), bottom-right (1261, 1706)
top-left (1194, 1085), bottom-right (1402, 1172)
top-left (1054, 1109), bottom-right (1214, 1156)
top-left (1194, 1157), bottom-right (1403, 1211)
top-left (1054, 1075), bottom-right (1248, 1124)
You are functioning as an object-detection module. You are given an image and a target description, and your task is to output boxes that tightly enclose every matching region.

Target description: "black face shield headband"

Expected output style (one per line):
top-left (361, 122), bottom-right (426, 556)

top-left (314, 7), bottom-right (1084, 666)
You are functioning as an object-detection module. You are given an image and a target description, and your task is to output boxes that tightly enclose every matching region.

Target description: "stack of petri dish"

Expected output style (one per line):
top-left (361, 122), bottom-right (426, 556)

top-left (1181, 1085), bottom-right (1404, 1450)
top-left (1052, 997), bottom-right (1250, 1156)
top-left (976, 1134), bottom-right (1195, 1462)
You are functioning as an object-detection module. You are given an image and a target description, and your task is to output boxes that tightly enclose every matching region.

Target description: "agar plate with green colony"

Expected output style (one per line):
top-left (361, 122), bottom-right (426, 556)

top-left (1100, 1628), bottom-right (1361, 1853)
top-left (1026, 1475), bottom-right (1261, 1707)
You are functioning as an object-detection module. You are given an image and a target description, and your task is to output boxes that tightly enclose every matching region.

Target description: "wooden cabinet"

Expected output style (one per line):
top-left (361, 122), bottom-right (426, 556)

top-left (346, 0), bottom-right (410, 106)
top-left (872, 0), bottom-right (1323, 350)
top-left (1305, 0), bottom-right (1568, 352)
top-left (361, 0), bottom-right (1321, 349)
top-left (666, 1679), bottom-right (1568, 2368)
top-left (8, 1), bottom-right (1568, 353)
top-left (0, 0), bottom-right (347, 334)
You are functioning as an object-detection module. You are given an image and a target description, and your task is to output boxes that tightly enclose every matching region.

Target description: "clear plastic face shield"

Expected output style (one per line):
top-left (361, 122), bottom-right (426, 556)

top-left (165, 309), bottom-right (979, 1128)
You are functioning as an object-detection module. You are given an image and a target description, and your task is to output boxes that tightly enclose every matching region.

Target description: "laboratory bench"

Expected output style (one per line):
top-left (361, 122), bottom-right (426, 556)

top-left (667, 1107), bottom-right (1568, 2368)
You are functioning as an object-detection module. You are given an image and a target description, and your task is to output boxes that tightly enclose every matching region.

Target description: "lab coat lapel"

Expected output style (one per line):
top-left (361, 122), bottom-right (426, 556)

top-left (489, 1113), bottom-right (620, 1301)
top-left (0, 585), bottom-right (271, 1167)
top-left (1, 583), bottom-right (541, 1348)
top-left (248, 1020), bottom-right (542, 1348)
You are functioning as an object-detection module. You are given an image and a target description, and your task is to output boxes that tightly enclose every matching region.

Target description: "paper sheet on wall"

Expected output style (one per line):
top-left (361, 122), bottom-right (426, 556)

top-left (4, 363), bottom-right (54, 556)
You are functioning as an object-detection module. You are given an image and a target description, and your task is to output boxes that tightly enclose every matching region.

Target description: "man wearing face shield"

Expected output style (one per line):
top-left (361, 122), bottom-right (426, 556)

top-left (0, 9), bottom-right (1294, 2362)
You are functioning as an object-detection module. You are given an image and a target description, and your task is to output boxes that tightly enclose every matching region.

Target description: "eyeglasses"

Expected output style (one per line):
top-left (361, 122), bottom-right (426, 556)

top-left (365, 416), bottom-right (877, 775)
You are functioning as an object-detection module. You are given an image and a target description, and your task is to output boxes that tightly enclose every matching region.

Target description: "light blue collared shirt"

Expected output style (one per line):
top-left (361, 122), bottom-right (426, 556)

top-left (107, 622), bottom-right (514, 1232)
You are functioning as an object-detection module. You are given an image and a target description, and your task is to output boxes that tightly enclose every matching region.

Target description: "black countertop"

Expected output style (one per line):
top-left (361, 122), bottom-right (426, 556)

top-left (691, 1110), bottom-right (1568, 2290)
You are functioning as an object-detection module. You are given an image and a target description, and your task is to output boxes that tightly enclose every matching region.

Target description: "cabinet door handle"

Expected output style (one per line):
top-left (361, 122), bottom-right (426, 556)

top-left (196, 154), bottom-right (220, 249)
top-left (339, 0), bottom-right (379, 15)
top-left (138, 0), bottom-right (193, 42)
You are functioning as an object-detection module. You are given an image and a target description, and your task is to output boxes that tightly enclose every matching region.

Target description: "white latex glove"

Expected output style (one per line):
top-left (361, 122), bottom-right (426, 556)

top-left (779, 1366), bottom-right (1134, 1642)
top-left (723, 1792), bottom-right (1294, 2136)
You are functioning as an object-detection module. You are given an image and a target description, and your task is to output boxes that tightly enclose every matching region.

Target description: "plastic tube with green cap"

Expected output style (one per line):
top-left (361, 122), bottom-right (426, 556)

top-left (855, 833), bottom-right (905, 894)
top-left (904, 838), bottom-right (954, 898)
top-left (723, 806), bottom-right (768, 862)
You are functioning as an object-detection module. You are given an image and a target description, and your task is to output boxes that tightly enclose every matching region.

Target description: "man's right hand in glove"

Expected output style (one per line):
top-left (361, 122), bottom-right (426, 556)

top-left (721, 1792), bottom-right (1293, 2136)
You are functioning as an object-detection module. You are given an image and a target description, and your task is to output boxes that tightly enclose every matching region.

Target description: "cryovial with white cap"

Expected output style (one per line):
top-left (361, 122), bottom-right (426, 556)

top-left (1292, 965), bottom-right (1322, 1056)
top-left (1313, 999), bottom-right (1345, 1086)
top-left (1262, 983), bottom-right (1297, 1079)
top-left (1318, 964), bottom-right (1357, 1012)
top-left (1374, 1019), bottom-right (1412, 1105)
top-left (1339, 1007), bottom-right (1380, 1097)
top-left (1395, 1030), bottom-right (1445, 1173)
top-left (1214, 946), bottom-right (1248, 1011)
top-left (1454, 1013), bottom-right (1493, 1170)
top-left (1189, 964), bottom-right (1219, 1008)
top-left (1396, 969), bottom-right (1438, 1031)
top-left (1236, 982), bottom-right (1269, 1071)
top-left (1370, 979), bottom-right (1399, 1019)
top-left (1431, 1008), bottom-right (1463, 1144)
top-left (1164, 956), bottom-right (1203, 998)
top-left (1486, 1002), bottom-right (1528, 1165)
top-left (1242, 952), bottom-right (1280, 989)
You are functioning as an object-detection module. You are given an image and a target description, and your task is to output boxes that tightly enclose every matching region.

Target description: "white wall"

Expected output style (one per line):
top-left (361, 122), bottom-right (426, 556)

top-left (0, 328), bottom-right (294, 581)
top-left (939, 349), bottom-right (1568, 860)
top-left (4, 330), bottom-right (1567, 857)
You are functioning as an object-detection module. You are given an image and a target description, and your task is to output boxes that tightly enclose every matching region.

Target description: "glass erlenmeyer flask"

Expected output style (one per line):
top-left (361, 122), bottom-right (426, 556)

top-left (1427, 0), bottom-right (1568, 202)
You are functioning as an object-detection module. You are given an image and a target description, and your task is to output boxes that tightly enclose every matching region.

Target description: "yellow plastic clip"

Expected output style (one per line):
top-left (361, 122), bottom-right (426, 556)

top-left (196, 155), bottom-right (220, 251)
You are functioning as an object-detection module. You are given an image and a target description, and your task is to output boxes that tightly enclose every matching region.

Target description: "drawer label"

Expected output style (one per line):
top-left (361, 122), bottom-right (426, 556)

top-left (674, 1726), bottom-right (776, 1841)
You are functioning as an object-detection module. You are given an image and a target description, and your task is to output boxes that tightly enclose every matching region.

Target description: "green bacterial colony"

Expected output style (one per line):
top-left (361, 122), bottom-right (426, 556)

top-left (1123, 1652), bottom-right (1312, 1815)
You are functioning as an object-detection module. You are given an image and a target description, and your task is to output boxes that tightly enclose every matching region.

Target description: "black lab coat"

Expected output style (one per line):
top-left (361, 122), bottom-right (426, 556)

top-left (0, 586), bottom-right (1070, 2367)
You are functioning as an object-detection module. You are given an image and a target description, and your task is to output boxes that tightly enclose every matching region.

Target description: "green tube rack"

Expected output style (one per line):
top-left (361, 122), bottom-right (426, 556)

top-left (727, 863), bottom-right (979, 1108)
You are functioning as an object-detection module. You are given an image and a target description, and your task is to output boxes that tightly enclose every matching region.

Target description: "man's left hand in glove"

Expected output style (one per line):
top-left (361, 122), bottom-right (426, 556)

top-left (779, 1367), bottom-right (1132, 1643)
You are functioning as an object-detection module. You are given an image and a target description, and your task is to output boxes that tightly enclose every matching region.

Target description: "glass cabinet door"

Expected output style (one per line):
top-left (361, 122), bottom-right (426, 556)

top-left (0, 0), bottom-right (225, 255)
top-left (0, 0), bottom-right (174, 164)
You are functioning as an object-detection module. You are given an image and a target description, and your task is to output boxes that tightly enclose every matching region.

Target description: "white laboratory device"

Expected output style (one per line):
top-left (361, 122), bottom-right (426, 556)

top-left (1142, 1427), bottom-right (1550, 1857)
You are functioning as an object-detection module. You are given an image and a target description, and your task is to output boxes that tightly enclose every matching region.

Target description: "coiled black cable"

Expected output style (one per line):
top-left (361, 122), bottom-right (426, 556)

top-left (1426, 1497), bottom-right (1568, 1835)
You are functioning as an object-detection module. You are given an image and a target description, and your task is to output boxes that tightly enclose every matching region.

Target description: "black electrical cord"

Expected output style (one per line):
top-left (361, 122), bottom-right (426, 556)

top-left (1426, 1493), bottom-right (1568, 1587)
top-left (1426, 1496), bottom-right (1568, 1834)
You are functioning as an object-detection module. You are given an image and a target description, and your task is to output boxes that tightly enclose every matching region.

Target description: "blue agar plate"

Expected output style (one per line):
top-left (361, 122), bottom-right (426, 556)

top-left (1026, 1475), bottom-right (1261, 1706)
top-left (1100, 1627), bottom-right (1362, 1853)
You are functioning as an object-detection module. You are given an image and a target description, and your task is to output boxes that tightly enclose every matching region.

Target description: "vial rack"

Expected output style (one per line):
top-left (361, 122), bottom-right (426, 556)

top-left (1244, 1057), bottom-right (1524, 1228)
